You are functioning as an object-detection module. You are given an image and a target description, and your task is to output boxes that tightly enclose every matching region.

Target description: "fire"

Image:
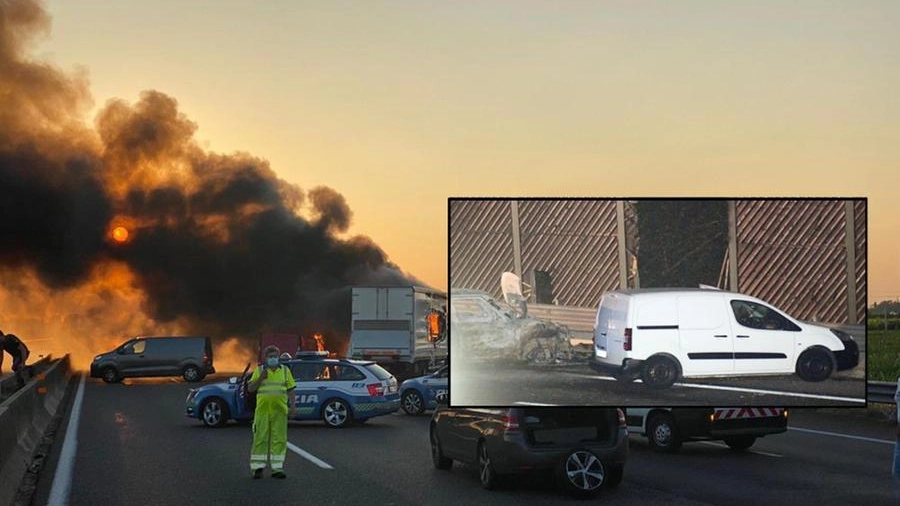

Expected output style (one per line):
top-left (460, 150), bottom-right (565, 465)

top-left (111, 227), bottom-right (129, 243)
top-left (313, 333), bottom-right (326, 352)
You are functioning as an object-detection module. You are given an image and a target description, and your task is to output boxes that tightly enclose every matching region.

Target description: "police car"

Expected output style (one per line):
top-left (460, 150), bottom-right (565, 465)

top-left (399, 365), bottom-right (448, 415)
top-left (186, 352), bottom-right (400, 428)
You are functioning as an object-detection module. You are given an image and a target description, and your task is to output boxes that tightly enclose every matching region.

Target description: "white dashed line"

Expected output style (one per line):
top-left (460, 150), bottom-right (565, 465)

top-left (697, 440), bottom-right (783, 457)
top-left (287, 442), bottom-right (334, 469)
top-left (514, 401), bottom-right (559, 406)
top-left (788, 427), bottom-right (895, 445)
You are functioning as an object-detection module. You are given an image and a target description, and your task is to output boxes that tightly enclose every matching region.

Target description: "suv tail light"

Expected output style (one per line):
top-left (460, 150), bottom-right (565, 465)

top-left (501, 413), bottom-right (520, 434)
top-left (617, 408), bottom-right (626, 428)
top-left (367, 383), bottom-right (385, 397)
top-left (623, 328), bottom-right (632, 351)
top-left (203, 353), bottom-right (210, 365)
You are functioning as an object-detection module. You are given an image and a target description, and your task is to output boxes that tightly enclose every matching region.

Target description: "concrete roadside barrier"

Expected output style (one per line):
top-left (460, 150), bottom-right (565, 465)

top-left (0, 356), bottom-right (53, 403)
top-left (0, 355), bottom-right (71, 506)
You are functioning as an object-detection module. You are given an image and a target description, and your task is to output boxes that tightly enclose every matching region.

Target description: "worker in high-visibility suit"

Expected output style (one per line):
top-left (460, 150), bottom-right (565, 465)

top-left (248, 345), bottom-right (298, 479)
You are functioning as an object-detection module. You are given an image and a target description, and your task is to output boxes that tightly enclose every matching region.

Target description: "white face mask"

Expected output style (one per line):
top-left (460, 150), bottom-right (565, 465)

top-left (266, 357), bottom-right (279, 368)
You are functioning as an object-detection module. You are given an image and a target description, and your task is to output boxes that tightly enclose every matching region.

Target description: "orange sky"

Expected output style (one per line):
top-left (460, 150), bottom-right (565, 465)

top-left (35, 0), bottom-right (900, 302)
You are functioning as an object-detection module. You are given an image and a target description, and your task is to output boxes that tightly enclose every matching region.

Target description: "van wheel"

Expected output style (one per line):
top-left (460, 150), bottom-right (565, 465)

top-left (201, 398), bottom-right (230, 428)
top-left (478, 441), bottom-right (500, 490)
top-left (641, 356), bottom-right (679, 389)
top-left (796, 349), bottom-right (834, 382)
top-left (101, 367), bottom-right (120, 384)
top-left (723, 436), bottom-right (756, 450)
top-left (647, 413), bottom-right (682, 453)
top-left (556, 449), bottom-right (605, 498)
top-left (183, 365), bottom-right (201, 382)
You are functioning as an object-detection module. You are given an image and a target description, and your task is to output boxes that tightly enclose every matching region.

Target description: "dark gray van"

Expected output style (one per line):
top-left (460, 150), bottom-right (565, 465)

top-left (90, 336), bottom-right (215, 383)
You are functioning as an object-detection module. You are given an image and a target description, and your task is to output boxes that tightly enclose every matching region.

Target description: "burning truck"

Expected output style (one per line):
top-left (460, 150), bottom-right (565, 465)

top-left (348, 286), bottom-right (447, 381)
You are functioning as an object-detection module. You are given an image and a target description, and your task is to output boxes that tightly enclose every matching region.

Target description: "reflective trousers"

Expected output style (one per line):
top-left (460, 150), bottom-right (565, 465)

top-left (250, 406), bottom-right (287, 471)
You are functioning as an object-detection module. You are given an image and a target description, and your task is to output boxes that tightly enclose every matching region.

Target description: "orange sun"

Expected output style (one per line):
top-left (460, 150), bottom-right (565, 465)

top-left (111, 227), bottom-right (129, 243)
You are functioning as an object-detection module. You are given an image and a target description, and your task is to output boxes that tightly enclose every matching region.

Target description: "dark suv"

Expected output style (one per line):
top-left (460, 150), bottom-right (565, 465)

top-left (430, 407), bottom-right (628, 498)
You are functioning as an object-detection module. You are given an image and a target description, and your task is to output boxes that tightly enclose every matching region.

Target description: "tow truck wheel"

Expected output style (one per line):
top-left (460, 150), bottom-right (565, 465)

top-left (322, 398), bottom-right (352, 428)
top-left (646, 413), bottom-right (682, 453)
top-left (723, 436), bottom-right (757, 450)
top-left (401, 389), bottom-right (425, 415)
top-left (201, 398), bottom-right (230, 428)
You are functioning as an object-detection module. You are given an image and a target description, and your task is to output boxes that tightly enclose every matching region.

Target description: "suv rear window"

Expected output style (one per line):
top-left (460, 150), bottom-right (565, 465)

top-left (365, 364), bottom-right (394, 381)
top-left (521, 408), bottom-right (613, 446)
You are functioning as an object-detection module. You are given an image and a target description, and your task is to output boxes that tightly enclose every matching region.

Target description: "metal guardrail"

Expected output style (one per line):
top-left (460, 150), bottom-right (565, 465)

top-left (867, 381), bottom-right (899, 405)
top-left (0, 355), bottom-right (54, 403)
top-left (528, 303), bottom-right (595, 331)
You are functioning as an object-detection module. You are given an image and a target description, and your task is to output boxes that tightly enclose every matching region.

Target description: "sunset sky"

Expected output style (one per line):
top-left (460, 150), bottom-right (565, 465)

top-left (36, 0), bottom-right (900, 302)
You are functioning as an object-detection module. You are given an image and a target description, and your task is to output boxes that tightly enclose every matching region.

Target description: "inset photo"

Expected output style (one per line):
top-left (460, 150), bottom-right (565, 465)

top-left (449, 198), bottom-right (866, 407)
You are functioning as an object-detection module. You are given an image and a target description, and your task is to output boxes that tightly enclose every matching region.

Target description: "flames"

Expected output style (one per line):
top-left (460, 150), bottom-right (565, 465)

top-left (313, 333), bottom-right (326, 352)
top-left (0, 0), bottom-right (423, 372)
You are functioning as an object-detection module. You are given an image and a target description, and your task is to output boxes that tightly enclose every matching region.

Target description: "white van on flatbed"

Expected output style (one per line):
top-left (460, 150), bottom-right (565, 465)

top-left (591, 288), bottom-right (858, 388)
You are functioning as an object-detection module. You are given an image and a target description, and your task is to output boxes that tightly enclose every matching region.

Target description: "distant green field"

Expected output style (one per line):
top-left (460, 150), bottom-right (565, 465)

top-left (868, 329), bottom-right (900, 381)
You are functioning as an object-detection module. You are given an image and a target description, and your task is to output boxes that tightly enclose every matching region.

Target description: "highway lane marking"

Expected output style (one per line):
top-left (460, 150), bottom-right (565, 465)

top-left (48, 374), bottom-right (86, 506)
top-left (514, 401), bottom-right (559, 406)
top-left (570, 373), bottom-right (865, 403)
top-left (697, 440), bottom-right (783, 457)
top-left (287, 441), bottom-right (334, 469)
top-left (788, 426), bottom-right (895, 445)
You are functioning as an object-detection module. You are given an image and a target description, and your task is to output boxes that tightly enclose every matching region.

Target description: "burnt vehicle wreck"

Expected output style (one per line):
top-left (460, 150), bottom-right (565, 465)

top-left (449, 289), bottom-right (574, 364)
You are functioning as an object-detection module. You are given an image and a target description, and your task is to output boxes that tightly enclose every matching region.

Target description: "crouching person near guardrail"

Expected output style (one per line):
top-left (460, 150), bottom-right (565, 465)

top-left (0, 330), bottom-right (31, 388)
top-left (247, 345), bottom-right (298, 479)
top-left (894, 377), bottom-right (900, 480)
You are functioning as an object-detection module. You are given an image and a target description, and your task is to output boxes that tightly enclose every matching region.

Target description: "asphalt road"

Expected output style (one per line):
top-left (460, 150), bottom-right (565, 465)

top-left (30, 374), bottom-right (899, 506)
top-left (450, 359), bottom-right (865, 406)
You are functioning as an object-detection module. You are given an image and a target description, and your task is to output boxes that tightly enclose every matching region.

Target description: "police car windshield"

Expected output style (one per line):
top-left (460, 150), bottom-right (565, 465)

top-left (365, 364), bottom-right (393, 381)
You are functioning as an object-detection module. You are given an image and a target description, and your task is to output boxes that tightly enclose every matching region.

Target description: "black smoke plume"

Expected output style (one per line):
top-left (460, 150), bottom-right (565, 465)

top-left (0, 1), bottom-right (422, 356)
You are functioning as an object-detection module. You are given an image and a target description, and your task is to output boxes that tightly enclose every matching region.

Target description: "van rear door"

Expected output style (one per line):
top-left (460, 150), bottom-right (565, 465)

top-left (594, 293), bottom-right (629, 365)
top-left (676, 294), bottom-right (734, 375)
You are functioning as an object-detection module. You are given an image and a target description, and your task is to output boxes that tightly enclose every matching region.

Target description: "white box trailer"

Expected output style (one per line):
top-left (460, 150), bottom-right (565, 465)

top-left (349, 286), bottom-right (447, 380)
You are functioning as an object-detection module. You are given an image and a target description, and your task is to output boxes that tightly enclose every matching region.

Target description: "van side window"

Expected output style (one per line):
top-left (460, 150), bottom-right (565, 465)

top-left (730, 300), bottom-right (801, 332)
top-left (123, 340), bottom-right (146, 354)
